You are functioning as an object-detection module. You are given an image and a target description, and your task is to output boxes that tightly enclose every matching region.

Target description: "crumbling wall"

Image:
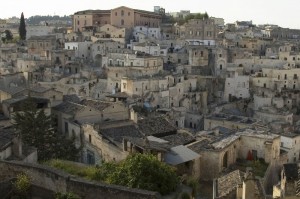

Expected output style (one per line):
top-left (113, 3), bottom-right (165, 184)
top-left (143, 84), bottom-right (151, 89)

top-left (0, 161), bottom-right (161, 199)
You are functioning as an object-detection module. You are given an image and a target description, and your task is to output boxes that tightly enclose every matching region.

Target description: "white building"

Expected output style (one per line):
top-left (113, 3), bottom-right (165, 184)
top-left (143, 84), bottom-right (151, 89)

top-left (133, 26), bottom-right (161, 41)
top-left (64, 41), bottom-right (92, 59)
top-left (132, 42), bottom-right (161, 56)
top-left (224, 71), bottom-right (250, 101)
top-left (280, 133), bottom-right (300, 163)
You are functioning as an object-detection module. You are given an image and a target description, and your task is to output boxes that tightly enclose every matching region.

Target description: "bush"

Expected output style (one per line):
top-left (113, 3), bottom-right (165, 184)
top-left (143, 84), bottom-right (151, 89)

top-left (105, 153), bottom-right (179, 195)
top-left (44, 159), bottom-right (97, 180)
top-left (55, 192), bottom-right (81, 199)
top-left (181, 192), bottom-right (191, 199)
top-left (46, 154), bottom-right (180, 195)
top-left (13, 173), bottom-right (31, 193)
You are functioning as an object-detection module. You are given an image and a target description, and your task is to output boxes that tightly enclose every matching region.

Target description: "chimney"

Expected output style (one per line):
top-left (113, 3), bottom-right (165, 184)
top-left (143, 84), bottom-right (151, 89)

top-left (130, 108), bottom-right (138, 123)
top-left (12, 136), bottom-right (23, 158)
top-left (214, 128), bottom-right (219, 136)
top-left (123, 138), bottom-right (128, 152)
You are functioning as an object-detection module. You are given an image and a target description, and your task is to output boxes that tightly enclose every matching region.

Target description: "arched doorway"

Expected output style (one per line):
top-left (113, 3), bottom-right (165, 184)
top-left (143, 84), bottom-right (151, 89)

top-left (223, 151), bottom-right (228, 168)
top-left (94, 54), bottom-right (102, 67)
top-left (67, 87), bottom-right (76, 95)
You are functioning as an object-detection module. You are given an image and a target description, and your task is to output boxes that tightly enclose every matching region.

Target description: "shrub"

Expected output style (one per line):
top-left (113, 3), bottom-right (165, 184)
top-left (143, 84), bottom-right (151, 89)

top-left (13, 173), bottom-right (31, 193)
top-left (181, 192), bottom-right (191, 199)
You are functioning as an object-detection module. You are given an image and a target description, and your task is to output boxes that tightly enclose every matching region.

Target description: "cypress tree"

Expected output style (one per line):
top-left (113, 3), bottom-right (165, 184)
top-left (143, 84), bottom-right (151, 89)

top-left (19, 12), bottom-right (26, 40)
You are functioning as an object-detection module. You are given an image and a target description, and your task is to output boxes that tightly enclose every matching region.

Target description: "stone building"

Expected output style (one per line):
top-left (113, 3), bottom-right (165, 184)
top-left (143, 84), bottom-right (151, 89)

top-left (27, 35), bottom-right (58, 60)
top-left (73, 6), bottom-right (162, 32)
top-left (213, 169), bottom-right (265, 199)
top-left (224, 71), bottom-right (250, 102)
top-left (0, 126), bottom-right (37, 163)
top-left (175, 18), bottom-right (218, 46)
top-left (273, 163), bottom-right (300, 198)
top-left (187, 128), bottom-right (280, 180)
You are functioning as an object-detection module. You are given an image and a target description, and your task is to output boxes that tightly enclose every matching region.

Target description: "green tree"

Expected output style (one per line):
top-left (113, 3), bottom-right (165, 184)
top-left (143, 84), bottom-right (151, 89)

top-left (19, 12), bottom-right (26, 40)
top-left (55, 192), bottom-right (81, 199)
top-left (12, 97), bottom-right (80, 161)
top-left (184, 12), bottom-right (209, 22)
top-left (5, 30), bottom-right (13, 41)
top-left (1, 30), bottom-right (13, 43)
top-left (99, 153), bottom-right (179, 195)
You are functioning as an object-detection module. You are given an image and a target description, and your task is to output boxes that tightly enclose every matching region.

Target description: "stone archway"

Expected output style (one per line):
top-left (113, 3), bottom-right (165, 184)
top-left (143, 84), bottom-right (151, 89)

top-left (67, 87), bottom-right (76, 95)
top-left (223, 151), bottom-right (228, 168)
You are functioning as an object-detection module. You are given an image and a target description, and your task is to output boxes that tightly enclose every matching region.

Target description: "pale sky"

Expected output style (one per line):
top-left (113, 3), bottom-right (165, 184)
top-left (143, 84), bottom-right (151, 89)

top-left (2, 0), bottom-right (300, 29)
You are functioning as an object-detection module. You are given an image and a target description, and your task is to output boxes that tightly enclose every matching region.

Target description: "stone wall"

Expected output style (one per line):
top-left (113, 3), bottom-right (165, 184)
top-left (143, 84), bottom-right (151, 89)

top-left (0, 160), bottom-right (161, 199)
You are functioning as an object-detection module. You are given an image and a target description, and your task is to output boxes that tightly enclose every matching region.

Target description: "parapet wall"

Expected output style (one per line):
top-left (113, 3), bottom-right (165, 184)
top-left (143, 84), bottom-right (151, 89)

top-left (0, 160), bottom-right (161, 199)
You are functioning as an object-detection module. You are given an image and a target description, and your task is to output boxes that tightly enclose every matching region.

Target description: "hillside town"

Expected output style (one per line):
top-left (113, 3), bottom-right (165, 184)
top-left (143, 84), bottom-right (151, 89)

top-left (1, 5), bottom-right (300, 199)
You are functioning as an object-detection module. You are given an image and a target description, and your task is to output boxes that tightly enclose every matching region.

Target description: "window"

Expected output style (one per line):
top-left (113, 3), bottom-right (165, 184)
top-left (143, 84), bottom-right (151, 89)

top-left (121, 19), bottom-right (124, 26)
top-left (64, 122), bottom-right (69, 133)
top-left (121, 10), bottom-right (124, 16)
top-left (115, 12), bottom-right (117, 16)
top-left (123, 83), bottom-right (126, 89)
top-left (128, 12), bottom-right (130, 16)
top-left (87, 150), bottom-right (95, 165)
top-left (200, 51), bottom-right (203, 57)
top-left (116, 73), bottom-right (118, 77)
top-left (89, 134), bottom-right (92, 143)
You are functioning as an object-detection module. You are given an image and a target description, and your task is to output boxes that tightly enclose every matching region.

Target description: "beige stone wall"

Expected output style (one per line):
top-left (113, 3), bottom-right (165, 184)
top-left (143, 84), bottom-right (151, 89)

top-left (0, 91), bottom-right (12, 103)
top-left (82, 124), bottom-right (128, 162)
top-left (204, 118), bottom-right (252, 130)
top-left (111, 7), bottom-right (135, 28)
top-left (134, 11), bottom-right (160, 28)
top-left (0, 161), bottom-right (161, 199)
top-left (27, 38), bottom-right (56, 59)
top-left (73, 14), bottom-right (93, 32)
top-left (102, 103), bottom-right (129, 121)
top-left (75, 106), bottom-right (102, 124)
top-left (93, 14), bottom-right (111, 27)
top-left (199, 139), bottom-right (241, 180)
top-left (239, 135), bottom-right (280, 163)
top-left (188, 48), bottom-right (209, 66)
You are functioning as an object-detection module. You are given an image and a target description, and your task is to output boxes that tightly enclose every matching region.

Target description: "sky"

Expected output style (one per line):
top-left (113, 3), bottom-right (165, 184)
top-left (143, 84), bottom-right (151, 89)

top-left (1, 0), bottom-right (300, 29)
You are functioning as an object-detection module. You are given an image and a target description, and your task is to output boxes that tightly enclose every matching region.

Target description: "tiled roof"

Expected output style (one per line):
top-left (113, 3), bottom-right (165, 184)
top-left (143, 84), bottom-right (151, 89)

top-left (80, 99), bottom-right (110, 111)
top-left (0, 86), bottom-right (26, 95)
top-left (63, 94), bottom-right (82, 104)
top-left (137, 117), bottom-right (177, 137)
top-left (124, 136), bottom-right (169, 152)
top-left (52, 101), bottom-right (84, 115)
top-left (27, 35), bottom-right (56, 41)
top-left (30, 86), bottom-right (51, 93)
top-left (2, 96), bottom-right (49, 105)
top-left (162, 132), bottom-right (195, 147)
top-left (216, 170), bottom-right (245, 198)
top-left (99, 124), bottom-right (143, 144)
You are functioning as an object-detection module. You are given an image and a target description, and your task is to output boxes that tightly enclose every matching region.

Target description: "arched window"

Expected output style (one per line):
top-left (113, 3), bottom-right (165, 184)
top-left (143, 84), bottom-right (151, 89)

top-left (121, 10), bottom-right (124, 16)
top-left (121, 19), bottom-right (124, 25)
